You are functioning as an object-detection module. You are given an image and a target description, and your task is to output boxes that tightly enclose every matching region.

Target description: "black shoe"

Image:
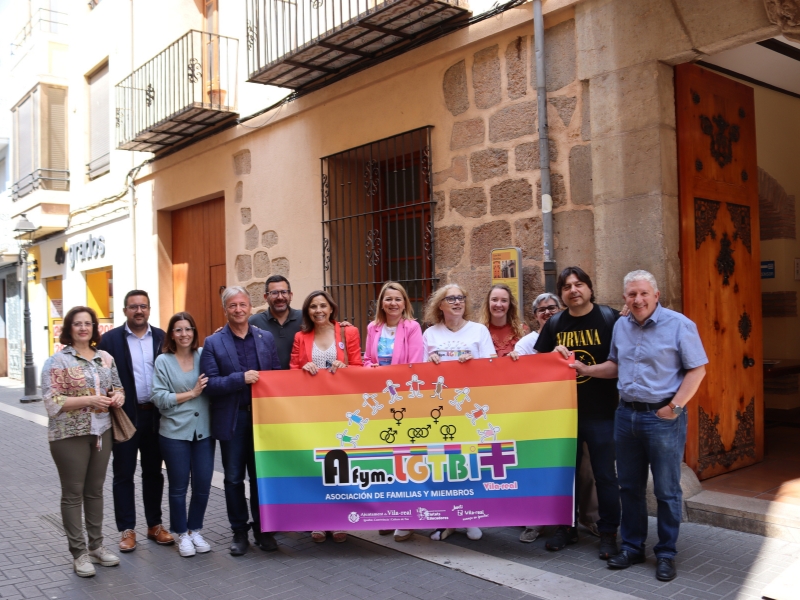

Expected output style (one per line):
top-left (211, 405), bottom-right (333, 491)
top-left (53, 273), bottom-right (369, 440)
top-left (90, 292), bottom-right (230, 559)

top-left (545, 526), bottom-right (578, 551)
top-left (656, 557), bottom-right (677, 581)
top-left (230, 531), bottom-right (249, 556)
top-left (607, 549), bottom-right (645, 569)
top-left (598, 532), bottom-right (618, 559)
top-left (257, 532), bottom-right (279, 552)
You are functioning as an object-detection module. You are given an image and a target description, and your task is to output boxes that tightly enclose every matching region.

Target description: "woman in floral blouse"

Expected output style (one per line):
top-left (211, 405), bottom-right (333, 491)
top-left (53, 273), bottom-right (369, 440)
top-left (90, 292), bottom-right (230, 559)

top-left (42, 306), bottom-right (125, 578)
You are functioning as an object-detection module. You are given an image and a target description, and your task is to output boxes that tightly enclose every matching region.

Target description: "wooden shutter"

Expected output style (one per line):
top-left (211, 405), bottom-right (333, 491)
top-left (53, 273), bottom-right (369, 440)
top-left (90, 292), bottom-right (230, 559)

top-left (88, 64), bottom-right (110, 179)
top-left (41, 85), bottom-right (68, 191)
top-left (14, 95), bottom-right (33, 187)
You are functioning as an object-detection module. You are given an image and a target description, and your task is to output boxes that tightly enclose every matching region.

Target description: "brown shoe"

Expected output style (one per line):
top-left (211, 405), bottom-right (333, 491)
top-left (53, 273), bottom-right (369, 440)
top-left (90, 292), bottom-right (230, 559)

top-left (147, 525), bottom-right (175, 545)
top-left (119, 529), bottom-right (136, 553)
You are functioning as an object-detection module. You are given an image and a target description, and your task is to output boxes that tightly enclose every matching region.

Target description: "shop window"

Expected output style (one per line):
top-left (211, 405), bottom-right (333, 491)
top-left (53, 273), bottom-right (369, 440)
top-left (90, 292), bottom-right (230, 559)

top-left (46, 277), bottom-right (63, 354)
top-left (87, 62), bottom-right (110, 180)
top-left (11, 84), bottom-right (69, 200)
top-left (321, 127), bottom-right (436, 341)
top-left (86, 268), bottom-right (114, 334)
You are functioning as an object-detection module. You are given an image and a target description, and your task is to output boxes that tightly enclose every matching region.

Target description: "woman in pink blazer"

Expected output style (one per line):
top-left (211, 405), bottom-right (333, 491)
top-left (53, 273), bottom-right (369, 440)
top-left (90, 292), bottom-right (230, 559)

top-left (364, 282), bottom-right (424, 543)
top-left (363, 282), bottom-right (424, 368)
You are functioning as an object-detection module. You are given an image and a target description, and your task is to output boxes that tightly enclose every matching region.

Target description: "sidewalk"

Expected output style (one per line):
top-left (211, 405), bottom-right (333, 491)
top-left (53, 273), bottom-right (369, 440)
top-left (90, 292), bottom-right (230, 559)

top-left (1, 378), bottom-right (798, 600)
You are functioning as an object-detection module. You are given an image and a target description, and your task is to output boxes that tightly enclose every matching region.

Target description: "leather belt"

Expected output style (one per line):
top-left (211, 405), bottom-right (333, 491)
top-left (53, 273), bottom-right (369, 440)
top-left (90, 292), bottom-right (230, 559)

top-left (620, 397), bottom-right (673, 412)
top-left (137, 403), bottom-right (154, 410)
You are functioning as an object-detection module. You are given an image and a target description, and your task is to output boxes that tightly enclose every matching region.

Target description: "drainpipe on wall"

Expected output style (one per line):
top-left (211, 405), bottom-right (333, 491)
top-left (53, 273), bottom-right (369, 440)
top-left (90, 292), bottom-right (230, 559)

top-left (129, 0), bottom-right (137, 289)
top-left (533, 0), bottom-right (556, 293)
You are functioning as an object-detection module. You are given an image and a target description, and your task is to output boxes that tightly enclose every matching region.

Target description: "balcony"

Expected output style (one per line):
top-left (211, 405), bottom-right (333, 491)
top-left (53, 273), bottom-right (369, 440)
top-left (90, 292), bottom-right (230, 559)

top-left (12, 169), bottom-right (70, 201)
top-left (246, 0), bottom-right (470, 90)
top-left (116, 30), bottom-right (239, 153)
top-left (10, 8), bottom-right (68, 56)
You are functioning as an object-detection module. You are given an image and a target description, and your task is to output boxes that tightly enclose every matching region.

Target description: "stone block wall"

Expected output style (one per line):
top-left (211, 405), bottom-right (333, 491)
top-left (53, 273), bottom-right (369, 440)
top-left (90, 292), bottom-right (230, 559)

top-left (434, 19), bottom-right (594, 324)
top-left (232, 148), bottom-right (291, 312)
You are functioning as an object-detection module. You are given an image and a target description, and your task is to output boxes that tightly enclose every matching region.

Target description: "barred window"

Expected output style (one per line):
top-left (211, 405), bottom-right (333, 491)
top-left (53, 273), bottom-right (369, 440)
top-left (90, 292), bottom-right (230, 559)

top-left (322, 127), bottom-right (437, 341)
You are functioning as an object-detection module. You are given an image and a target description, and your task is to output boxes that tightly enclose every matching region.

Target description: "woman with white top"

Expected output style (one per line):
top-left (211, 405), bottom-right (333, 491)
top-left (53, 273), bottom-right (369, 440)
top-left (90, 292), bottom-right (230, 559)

top-left (422, 284), bottom-right (496, 541)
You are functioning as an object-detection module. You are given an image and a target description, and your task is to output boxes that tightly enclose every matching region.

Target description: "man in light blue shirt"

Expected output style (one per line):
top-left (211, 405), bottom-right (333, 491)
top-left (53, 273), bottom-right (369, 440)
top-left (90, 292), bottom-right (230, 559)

top-left (125, 322), bottom-right (154, 403)
top-left (565, 270), bottom-right (707, 583)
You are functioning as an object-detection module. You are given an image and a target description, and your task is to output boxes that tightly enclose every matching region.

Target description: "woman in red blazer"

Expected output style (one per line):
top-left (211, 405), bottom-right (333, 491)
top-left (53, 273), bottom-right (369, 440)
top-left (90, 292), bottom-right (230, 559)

top-left (289, 290), bottom-right (361, 544)
top-left (363, 281), bottom-right (424, 368)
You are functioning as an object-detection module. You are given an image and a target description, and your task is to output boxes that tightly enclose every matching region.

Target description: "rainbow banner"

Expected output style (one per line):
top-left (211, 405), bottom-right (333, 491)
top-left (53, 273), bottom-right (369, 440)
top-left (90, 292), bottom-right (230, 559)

top-left (252, 353), bottom-right (577, 532)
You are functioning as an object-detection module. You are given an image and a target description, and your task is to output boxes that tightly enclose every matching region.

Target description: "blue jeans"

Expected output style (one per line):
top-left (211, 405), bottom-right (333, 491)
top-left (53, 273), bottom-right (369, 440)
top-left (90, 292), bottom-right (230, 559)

top-left (112, 406), bottom-right (164, 531)
top-left (615, 403), bottom-right (687, 559)
top-left (159, 435), bottom-right (215, 534)
top-left (219, 409), bottom-right (261, 533)
top-left (575, 418), bottom-right (620, 534)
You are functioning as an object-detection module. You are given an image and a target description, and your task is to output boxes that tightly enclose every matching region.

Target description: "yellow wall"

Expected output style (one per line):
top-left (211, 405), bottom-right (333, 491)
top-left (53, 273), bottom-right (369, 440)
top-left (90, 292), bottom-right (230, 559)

top-left (752, 85), bottom-right (800, 362)
top-left (86, 269), bottom-right (112, 319)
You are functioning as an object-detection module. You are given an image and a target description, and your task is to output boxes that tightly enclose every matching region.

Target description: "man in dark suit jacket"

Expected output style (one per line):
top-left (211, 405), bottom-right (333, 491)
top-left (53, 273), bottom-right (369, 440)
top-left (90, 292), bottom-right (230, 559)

top-left (201, 286), bottom-right (281, 556)
top-left (97, 290), bottom-right (174, 552)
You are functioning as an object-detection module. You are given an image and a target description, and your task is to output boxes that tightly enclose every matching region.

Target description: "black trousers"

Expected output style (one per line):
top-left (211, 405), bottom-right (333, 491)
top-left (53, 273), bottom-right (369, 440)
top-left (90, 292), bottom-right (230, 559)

top-left (111, 406), bottom-right (164, 531)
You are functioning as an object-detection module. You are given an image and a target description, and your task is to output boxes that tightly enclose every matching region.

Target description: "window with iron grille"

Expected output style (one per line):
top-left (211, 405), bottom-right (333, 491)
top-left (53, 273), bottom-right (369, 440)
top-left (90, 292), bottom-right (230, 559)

top-left (322, 127), bottom-right (437, 343)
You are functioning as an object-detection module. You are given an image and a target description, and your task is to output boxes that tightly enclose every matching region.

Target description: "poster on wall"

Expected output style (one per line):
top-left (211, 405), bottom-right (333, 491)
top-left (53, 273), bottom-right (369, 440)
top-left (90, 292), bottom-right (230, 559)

top-left (251, 354), bottom-right (577, 532)
top-left (491, 247), bottom-right (523, 312)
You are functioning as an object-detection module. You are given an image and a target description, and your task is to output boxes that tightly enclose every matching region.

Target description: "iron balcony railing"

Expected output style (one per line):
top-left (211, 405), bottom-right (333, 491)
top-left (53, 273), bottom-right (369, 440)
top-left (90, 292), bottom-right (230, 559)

top-left (246, 0), bottom-right (469, 89)
top-left (115, 30), bottom-right (238, 153)
top-left (10, 8), bottom-right (68, 55)
top-left (12, 169), bottom-right (70, 201)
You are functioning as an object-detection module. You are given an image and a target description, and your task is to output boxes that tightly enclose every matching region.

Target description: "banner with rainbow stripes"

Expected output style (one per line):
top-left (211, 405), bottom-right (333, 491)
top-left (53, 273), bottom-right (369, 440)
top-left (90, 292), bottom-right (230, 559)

top-left (252, 353), bottom-right (577, 532)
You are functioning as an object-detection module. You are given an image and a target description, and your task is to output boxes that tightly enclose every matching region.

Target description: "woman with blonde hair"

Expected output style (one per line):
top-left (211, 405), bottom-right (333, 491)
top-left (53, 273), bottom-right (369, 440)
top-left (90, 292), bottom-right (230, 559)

top-left (422, 283), bottom-right (495, 542)
top-left (363, 281), bottom-right (424, 368)
top-left (478, 283), bottom-right (529, 359)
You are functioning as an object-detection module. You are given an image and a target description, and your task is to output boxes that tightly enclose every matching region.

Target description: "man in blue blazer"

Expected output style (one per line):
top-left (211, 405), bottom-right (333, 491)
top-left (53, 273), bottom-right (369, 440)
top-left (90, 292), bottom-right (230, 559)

top-left (201, 285), bottom-right (281, 556)
top-left (97, 290), bottom-right (174, 552)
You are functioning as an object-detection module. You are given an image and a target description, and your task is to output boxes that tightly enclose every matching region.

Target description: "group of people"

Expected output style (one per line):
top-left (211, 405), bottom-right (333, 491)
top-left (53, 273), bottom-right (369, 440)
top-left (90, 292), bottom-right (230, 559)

top-left (42, 267), bottom-right (706, 584)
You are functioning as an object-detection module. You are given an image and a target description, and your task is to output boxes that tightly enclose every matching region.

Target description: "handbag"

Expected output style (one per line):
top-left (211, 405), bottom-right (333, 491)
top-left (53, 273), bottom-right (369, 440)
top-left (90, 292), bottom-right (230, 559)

top-left (110, 406), bottom-right (136, 443)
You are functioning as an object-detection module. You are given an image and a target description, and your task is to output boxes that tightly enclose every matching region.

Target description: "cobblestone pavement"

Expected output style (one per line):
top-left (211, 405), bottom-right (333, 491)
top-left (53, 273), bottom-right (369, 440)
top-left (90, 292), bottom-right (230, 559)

top-left (1, 379), bottom-right (798, 600)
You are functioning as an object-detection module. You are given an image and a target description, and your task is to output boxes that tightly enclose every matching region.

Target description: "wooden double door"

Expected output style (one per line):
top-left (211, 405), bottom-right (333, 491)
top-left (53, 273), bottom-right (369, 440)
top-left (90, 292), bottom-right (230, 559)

top-left (171, 197), bottom-right (227, 342)
top-left (676, 63), bottom-right (763, 479)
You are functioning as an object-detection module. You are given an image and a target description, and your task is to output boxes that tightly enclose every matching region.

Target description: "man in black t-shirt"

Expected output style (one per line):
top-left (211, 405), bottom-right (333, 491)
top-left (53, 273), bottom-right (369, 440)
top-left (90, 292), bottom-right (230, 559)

top-left (534, 266), bottom-right (621, 559)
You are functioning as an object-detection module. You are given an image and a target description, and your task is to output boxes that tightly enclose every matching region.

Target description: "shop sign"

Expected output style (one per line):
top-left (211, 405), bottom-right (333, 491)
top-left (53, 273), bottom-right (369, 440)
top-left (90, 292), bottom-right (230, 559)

top-left (68, 234), bottom-right (106, 269)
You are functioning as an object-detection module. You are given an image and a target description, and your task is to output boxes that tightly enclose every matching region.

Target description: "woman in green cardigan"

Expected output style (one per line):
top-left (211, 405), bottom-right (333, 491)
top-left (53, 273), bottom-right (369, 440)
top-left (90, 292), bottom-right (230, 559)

top-left (151, 311), bottom-right (212, 558)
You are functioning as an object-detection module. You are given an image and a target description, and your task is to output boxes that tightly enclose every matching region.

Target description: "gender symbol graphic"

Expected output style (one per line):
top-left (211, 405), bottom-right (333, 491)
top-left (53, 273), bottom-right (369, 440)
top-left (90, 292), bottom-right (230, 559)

top-left (380, 427), bottom-right (397, 444)
top-left (449, 387), bottom-right (470, 411)
top-left (430, 405), bottom-right (443, 424)
top-left (477, 422), bottom-right (501, 442)
top-left (362, 393), bottom-right (383, 415)
top-left (383, 380), bottom-right (403, 404)
top-left (336, 429), bottom-right (359, 448)
top-left (390, 407), bottom-right (406, 425)
top-left (405, 374), bottom-right (425, 398)
top-left (345, 409), bottom-right (369, 430)
top-left (440, 424), bottom-right (457, 441)
top-left (431, 376), bottom-right (447, 399)
top-left (466, 403), bottom-right (490, 425)
top-left (407, 425), bottom-right (431, 443)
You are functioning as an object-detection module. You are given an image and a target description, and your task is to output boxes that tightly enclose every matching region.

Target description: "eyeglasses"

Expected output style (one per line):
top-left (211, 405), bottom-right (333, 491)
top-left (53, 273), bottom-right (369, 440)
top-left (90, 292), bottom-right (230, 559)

top-left (535, 306), bottom-right (559, 315)
top-left (126, 304), bottom-right (150, 311)
top-left (444, 295), bottom-right (466, 304)
top-left (172, 327), bottom-right (195, 334)
top-left (267, 290), bottom-right (291, 297)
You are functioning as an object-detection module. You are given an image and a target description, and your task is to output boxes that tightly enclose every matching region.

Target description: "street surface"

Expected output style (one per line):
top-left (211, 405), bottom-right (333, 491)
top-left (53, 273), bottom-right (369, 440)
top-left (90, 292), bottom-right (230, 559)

top-left (1, 378), bottom-right (798, 600)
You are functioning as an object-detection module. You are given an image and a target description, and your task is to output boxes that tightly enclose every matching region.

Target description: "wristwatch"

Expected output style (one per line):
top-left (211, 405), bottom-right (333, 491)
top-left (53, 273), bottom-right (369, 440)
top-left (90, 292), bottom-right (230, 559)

top-left (669, 401), bottom-right (683, 416)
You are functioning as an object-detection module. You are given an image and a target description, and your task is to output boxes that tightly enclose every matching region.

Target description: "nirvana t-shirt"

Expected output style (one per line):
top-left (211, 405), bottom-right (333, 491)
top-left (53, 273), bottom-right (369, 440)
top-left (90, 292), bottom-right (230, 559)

top-left (534, 304), bottom-right (619, 420)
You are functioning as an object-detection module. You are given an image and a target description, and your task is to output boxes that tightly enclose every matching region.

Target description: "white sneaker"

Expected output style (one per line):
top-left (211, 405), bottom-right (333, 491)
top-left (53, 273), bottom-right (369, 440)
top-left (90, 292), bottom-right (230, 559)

top-left (394, 529), bottom-right (413, 542)
top-left (178, 533), bottom-right (196, 557)
top-left (73, 554), bottom-right (96, 577)
top-left (88, 546), bottom-right (120, 566)
top-left (466, 527), bottom-right (483, 540)
top-left (430, 528), bottom-right (454, 541)
top-left (188, 531), bottom-right (211, 553)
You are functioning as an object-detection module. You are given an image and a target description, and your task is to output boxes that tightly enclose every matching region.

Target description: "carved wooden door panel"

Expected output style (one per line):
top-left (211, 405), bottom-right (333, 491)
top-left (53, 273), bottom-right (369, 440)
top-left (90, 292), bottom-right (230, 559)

top-left (676, 63), bottom-right (763, 480)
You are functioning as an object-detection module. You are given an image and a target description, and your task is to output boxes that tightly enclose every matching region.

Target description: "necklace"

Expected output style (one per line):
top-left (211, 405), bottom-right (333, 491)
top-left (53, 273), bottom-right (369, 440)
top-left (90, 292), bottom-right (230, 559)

top-left (446, 320), bottom-right (466, 333)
